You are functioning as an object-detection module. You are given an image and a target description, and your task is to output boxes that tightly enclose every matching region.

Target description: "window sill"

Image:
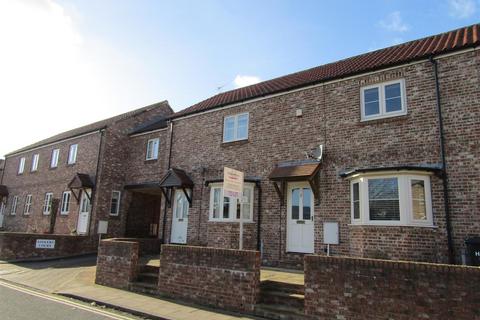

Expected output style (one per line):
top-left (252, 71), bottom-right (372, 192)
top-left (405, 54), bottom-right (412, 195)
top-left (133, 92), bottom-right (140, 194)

top-left (49, 167), bottom-right (58, 170)
top-left (221, 139), bottom-right (249, 147)
top-left (360, 112), bottom-right (407, 123)
top-left (144, 159), bottom-right (158, 164)
top-left (348, 223), bottom-right (437, 228)
top-left (208, 220), bottom-right (254, 224)
top-left (60, 213), bottom-right (69, 216)
top-left (66, 163), bottom-right (76, 167)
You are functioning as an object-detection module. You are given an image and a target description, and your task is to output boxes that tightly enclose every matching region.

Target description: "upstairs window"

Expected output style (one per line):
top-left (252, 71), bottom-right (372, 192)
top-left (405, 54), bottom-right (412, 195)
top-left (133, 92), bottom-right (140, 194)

top-left (11, 196), bottom-right (18, 215)
top-left (24, 194), bottom-right (32, 215)
top-left (61, 191), bottom-right (71, 214)
top-left (51, 149), bottom-right (60, 168)
top-left (110, 191), bottom-right (121, 216)
top-left (18, 157), bottom-right (26, 174)
top-left (31, 154), bottom-right (39, 172)
top-left (146, 138), bottom-right (159, 160)
top-left (361, 79), bottom-right (406, 121)
top-left (350, 173), bottom-right (432, 226)
top-left (223, 113), bottom-right (249, 143)
top-left (43, 193), bottom-right (53, 215)
top-left (68, 144), bottom-right (78, 164)
top-left (209, 183), bottom-right (253, 222)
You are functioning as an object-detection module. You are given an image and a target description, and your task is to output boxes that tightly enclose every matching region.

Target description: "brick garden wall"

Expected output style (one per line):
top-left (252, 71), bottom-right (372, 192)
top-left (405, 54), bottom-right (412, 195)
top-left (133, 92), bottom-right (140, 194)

top-left (95, 238), bottom-right (139, 290)
top-left (0, 232), bottom-right (96, 261)
top-left (158, 245), bottom-right (260, 312)
top-left (304, 255), bottom-right (480, 320)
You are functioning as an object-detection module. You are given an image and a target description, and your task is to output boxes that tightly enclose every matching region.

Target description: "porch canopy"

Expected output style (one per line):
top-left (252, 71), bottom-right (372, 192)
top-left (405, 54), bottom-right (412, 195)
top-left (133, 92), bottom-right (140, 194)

top-left (68, 173), bottom-right (94, 202)
top-left (268, 160), bottom-right (321, 204)
top-left (159, 168), bottom-right (194, 206)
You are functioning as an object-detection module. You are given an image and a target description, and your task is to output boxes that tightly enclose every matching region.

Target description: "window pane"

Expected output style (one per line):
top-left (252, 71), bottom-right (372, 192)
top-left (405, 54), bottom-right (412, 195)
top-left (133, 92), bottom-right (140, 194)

top-left (224, 117), bottom-right (235, 141)
top-left (236, 114), bottom-right (248, 140)
top-left (386, 97), bottom-right (402, 112)
top-left (223, 197), bottom-right (230, 219)
top-left (291, 188), bottom-right (300, 220)
top-left (411, 180), bottom-right (426, 220)
top-left (364, 87), bottom-right (380, 116)
top-left (368, 178), bottom-right (400, 221)
top-left (353, 183), bottom-right (360, 219)
top-left (385, 83), bottom-right (401, 99)
top-left (212, 188), bottom-right (220, 218)
top-left (242, 188), bottom-right (252, 220)
top-left (303, 188), bottom-right (312, 220)
top-left (364, 87), bottom-right (379, 102)
top-left (365, 101), bottom-right (380, 116)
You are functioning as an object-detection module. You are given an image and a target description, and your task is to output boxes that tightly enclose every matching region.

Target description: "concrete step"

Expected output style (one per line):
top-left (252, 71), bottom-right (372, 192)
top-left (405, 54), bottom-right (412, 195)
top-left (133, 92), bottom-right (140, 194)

top-left (260, 280), bottom-right (305, 295)
top-left (260, 290), bottom-right (304, 309)
top-left (136, 272), bottom-right (159, 284)
top-left (129, 281), bottom-right (158, 296)
top-left (253, 303), bottom-right (308, 320)
top-left (140, 265), bottom-right (159, 274)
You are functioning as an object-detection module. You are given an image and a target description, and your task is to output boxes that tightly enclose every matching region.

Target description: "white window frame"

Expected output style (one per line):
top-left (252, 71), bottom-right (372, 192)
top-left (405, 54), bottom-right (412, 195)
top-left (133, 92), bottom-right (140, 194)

top-left (110, 190), bottom-right (121, 216)
top-left (360, 79), bottom-right (407, 121)
top-left (146, 138), bottom-right (159, 160)
top-left (24, 194), bottom-right (32, 215)
top-left (43, 192), bottom-right (53, 215)
top-left (61, 191), bottom-right (71, 215)
top-left (51, 149), bottom-right (60, 168)
top-left (208, 183), bottom-right (254, 222)
top-left (31, 154), bottom-right (39, 172)
top-left (11, 196), bottom-right (18, 215)
top-left (18, 157), bottom-right (26, 174)
top-left (68, 144), bottom-right (78, 164)
top-left (223, 112), bottom-right (249, 143)
top-left (350, 172), bottom-right (433, 227)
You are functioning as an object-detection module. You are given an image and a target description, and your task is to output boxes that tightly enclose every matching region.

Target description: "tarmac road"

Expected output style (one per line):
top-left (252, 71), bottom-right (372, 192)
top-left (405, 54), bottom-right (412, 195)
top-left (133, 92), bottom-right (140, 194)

top-left (0, 280), bottom-right (143, 320)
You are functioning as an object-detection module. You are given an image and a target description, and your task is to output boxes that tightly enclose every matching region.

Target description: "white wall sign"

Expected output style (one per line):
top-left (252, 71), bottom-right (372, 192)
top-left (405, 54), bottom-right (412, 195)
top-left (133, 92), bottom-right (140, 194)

top-left (97, 220), bottom-right (108, 234)
top-left (223, 167), bottom-right (244, 198)
top-left (35, 239), bottom-right (55, 249)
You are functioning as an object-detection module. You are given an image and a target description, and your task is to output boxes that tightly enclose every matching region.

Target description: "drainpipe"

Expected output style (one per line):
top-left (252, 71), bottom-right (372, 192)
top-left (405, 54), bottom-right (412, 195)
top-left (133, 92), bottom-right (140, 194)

top-left (89, 129), bottom-right (105, 240)
top-left (256, 181), bottom-right (262, 253)
top-left (430, 56), bottom-right (455, 264)
top-left (161, 121), bottom-right (174, 243)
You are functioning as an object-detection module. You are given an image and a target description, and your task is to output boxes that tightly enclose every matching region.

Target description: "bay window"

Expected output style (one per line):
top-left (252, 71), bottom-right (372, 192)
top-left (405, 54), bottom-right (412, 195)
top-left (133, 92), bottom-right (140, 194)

top-left (350, 173), bottom-right (433, 226)
top-left (209, 183), bottom-right (254, 222)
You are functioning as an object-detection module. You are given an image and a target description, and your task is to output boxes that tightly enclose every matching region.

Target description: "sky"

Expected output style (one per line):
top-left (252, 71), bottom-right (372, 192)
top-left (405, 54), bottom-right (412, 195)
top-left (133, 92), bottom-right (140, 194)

top-left (0, 0), bottom-right (478, 157)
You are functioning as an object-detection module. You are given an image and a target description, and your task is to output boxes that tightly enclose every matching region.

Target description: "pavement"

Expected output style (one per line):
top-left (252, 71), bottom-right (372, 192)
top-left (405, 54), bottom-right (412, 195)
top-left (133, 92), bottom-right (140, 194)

top-left (0, 255), bottom-right (303, 320)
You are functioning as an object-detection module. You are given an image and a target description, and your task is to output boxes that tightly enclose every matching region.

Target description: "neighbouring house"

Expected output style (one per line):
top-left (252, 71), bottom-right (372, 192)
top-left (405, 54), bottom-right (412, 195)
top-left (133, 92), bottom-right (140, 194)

top-left (2, 24), bottom-right (479, 267)
top-left (0, 101), bottom-right (173, 239)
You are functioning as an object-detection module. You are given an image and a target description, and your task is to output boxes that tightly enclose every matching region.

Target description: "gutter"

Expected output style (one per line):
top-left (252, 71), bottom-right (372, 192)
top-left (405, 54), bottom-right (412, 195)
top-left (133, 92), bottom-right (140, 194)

top-left (430, 56), bottom-right (455, 264)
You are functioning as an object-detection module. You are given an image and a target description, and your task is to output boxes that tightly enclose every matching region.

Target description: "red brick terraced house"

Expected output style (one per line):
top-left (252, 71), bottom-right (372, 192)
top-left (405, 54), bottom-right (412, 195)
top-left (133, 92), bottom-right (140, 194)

top-left (0, 102), bottom-right (173, 241)
top-left (120, 24), bottom-right (480, 268)
top-left (2, 24), bottom-right (479, 267)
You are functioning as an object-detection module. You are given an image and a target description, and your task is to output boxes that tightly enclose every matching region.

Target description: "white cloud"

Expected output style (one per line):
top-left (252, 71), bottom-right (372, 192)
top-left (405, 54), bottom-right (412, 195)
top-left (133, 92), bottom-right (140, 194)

top-left (0, 0), bottom-right (151, 157)
top-left (379, 11), bottom-right (409, 32)
top-left (448, 0), bottom-right (477, 18)
top-left (234, 75), bottom-right (261, 88)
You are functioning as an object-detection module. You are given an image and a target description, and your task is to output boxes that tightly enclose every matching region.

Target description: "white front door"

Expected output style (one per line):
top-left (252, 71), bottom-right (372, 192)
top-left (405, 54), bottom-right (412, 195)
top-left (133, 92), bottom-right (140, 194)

top-left (77, 189), bottom-right (91, 235)
top-left (287, 182), bottom-right (314, 253)
top-left (0, 201), bottom-right (5, 228)
top-left (170, 189), bottom-right (189, 244)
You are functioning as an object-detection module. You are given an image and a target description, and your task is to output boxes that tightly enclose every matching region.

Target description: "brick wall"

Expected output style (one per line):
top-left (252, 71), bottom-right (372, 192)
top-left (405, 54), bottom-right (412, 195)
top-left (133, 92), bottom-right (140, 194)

top-left (0, 232), bottom-right (96, 260)
top-left (158, 245), bottom-right (260, 312)
top-left (95, 238), bottom-right (139, 290)
top-left (304, 255), bottom-right (480, 320)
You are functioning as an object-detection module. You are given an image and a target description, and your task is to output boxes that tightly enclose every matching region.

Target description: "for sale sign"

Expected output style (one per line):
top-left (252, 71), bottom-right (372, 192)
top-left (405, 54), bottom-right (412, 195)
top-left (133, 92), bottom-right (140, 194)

top-left (223, 167), bottom-right (244, 198)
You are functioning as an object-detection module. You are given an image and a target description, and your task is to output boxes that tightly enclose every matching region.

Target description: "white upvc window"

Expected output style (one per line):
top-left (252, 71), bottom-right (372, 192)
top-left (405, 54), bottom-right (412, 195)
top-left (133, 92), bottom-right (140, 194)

top-left (360, 79), bottom-right (407, 121)
top-left (68, 144), bottom-right (78, 164)
top-left (110, 191), bottom-right (121, 216)
top-left (24, 194), bottom-right (32, 215)
top-left (51, 149), bottom-right (60, 168)
top-left (18, 157), bottom-right (26, 174)
top-left (31, 154), bottom-right (39, 172)
top-left (209, 183), bottom-right (254, 222)
top-left (11, 196), bottom-right (18, 215)
top-left (43, 193), bottom-right (53, 215)
top-left (146, 138), bottom-right (159, 160)
top-left (61, 191), bottom-right (71, 214)
top-left (223, 113), bottom-right (249, 143)
top-left (350, 173), bottom-right (433, 226)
